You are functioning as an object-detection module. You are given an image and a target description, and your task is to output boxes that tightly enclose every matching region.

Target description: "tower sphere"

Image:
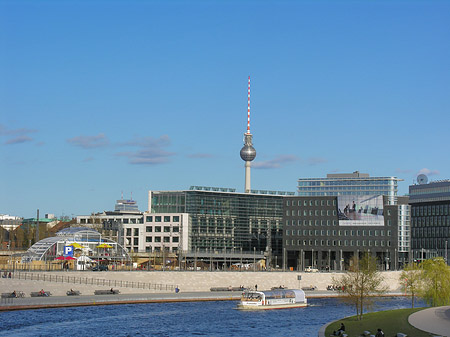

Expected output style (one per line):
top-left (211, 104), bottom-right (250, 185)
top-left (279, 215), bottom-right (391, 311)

top-left (240, 145), bottom-right (256, 162)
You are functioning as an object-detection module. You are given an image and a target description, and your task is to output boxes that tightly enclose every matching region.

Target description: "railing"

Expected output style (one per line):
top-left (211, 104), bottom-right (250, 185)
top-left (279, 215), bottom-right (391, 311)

top-left (6, 272), bottom-right (176, 291)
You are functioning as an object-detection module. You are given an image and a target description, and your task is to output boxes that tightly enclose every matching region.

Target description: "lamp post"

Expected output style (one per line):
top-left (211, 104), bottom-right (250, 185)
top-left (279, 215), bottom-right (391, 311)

top-left (446, 240), bottom-right (448, 265)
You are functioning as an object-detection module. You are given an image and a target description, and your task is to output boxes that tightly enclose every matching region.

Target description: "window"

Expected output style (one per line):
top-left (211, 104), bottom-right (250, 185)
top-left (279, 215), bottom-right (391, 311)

top-left (164, 216), bottom-right (170, 222)
top-left (146, 226), bottom-right (152, 232)
top-left (155, 216), bottom-right (162, 222)
top-left (134, 228), bottom-right (139, 236)
top-left (173, 237), bottom-right (179, 243)
top-left (155, 237), bottom-right (161, 242)
top-left (133, 238), bottom-right (138, 245)
top-left (126, 228), bottom-right (131, 236)
top-left (164, 226), bottom-right (171, 232)
top-left (146, 216), bottom-right (153, 222)
top-left (155, 226), bottom-right (162, 232)
top-left (173, 216), bottom-right (180, 222)
top-left (173, 226), bottom-right (179, 232)
top-left (163, 237), bottom-right (170, 243)
top-left (146, 237), bottom-right (152, 242)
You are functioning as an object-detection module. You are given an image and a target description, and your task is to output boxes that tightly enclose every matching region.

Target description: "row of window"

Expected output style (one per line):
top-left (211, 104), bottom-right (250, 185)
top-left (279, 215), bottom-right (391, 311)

top-left (126, 226), bottom-right (180, 236)
top-left (145, 215), bottom-right (180, 222)
top-left (286, 199), bottom-right (336, 207)
top-left (298, 180), bottom-right (395, 186)
top-left (411, 216), bottom-right (450, 227)
top-left (286, 210), bottom-right (337, 217)
top-left (144, 236), bottom-right (179, 243)
top-left (286, 239), bottom-right (391, 247)
top-left (412, 226), bottom-right (450, 238)
top-left (412, 238), bottom-right (449, 249)
top-left (286, 220), bottom-right (337, 226)
top-left (286, 229), bottom-right (392, 237)
top-left (412, 204), bottom-right (449, 217)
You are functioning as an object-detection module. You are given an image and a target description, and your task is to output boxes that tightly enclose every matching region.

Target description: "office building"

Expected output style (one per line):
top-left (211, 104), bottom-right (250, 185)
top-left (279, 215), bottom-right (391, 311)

top-left (409, 178), bottom-right (450, 262)
top-left (298, 171), bottom-right (402, 199)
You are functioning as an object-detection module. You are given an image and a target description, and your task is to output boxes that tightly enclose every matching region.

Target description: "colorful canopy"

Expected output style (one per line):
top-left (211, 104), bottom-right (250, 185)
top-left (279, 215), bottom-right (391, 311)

top-left (96, 243), bottom-right (113, 249)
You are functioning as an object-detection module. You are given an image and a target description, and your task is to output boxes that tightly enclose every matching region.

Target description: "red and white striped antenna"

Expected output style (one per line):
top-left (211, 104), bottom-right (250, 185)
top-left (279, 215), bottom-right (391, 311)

top-left (247, 75), bottom-right (251, 134)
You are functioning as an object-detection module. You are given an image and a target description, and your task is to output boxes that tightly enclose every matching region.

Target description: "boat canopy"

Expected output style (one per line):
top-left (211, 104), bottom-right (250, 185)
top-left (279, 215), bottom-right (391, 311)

top-left (262, 289), bottom-right (306, 302)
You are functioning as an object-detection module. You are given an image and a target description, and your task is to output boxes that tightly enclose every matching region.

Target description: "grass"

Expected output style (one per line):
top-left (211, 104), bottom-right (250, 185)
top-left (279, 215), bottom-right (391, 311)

top-left (324, 307), bottom-right (434, 337)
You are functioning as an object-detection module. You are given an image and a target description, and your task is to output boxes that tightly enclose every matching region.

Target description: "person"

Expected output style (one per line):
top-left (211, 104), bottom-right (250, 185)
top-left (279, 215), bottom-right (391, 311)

top-left (255, 284), bottom-right (257, 291)
top-left (175, 286), bottom-right (179, 293)
top-left (11, 290), bottom-right (17, 298)
top-left (335, 322), bottom-right (345, 336)
top-left (110, 288), bottom-right (114, 294)
top-left (375, 328), bottom-right (384, 337)
top-left (8, 271), bottom-right (11, 278)
top-left (39, 289), bottom-right (48, 296)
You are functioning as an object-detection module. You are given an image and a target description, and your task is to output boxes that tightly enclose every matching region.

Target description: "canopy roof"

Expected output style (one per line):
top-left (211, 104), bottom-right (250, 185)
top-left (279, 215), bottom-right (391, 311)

top-left (22, 227), bottom-right (129, 262)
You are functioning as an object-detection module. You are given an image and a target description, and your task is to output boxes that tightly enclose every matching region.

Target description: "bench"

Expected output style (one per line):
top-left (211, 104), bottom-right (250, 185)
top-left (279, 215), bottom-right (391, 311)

top-left (66, 290), bottom-right (81, 296)
top-left (396, 334), bottom-right (407, 337)
top-left (1, 293), bottom-right (16, 298)
top-left (94, 289), bottom-right (120, 295)
top-left (301, 286), bottom-right (317, 291)
top-left (30, 291), bottom-right (51, 297)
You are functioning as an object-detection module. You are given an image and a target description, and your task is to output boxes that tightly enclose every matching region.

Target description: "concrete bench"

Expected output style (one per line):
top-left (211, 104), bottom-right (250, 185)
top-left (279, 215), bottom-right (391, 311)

top-left (30, 291), bottom-right (51, 297)
top-left (94, 289), bottom-right (120, 295)
top-left (66, 290), bottom-right (81, 296)
top-left (1, 293), bottom-right (16, 298)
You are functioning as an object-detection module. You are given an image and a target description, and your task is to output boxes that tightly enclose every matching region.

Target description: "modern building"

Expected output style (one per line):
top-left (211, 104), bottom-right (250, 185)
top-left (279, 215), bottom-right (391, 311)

top-left (283, 195), bottom-right (406, 271)
top-left (409, 179), bottom-right (450, 263)
top-left (298, 171), bottom-right (402, 200)
top-left (149, 187), bottom-right (295, 268)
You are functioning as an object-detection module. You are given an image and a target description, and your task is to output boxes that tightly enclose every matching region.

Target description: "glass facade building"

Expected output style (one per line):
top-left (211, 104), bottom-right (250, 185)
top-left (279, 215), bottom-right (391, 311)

top-left (298, 171), bottom-right (401, 198)
top-left (150, 188), bottom-right (285, 263)
top-left (409, 180), bottom-right (450, 262)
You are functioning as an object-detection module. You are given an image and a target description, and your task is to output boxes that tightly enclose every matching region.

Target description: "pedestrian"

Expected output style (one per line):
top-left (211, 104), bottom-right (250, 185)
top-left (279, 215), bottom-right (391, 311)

top-left (255, 284), bottom-right (258, 291)
top-left (375, 328), bottom-right (384, 337)
top-left (8, 271), bottom-right (11, 278)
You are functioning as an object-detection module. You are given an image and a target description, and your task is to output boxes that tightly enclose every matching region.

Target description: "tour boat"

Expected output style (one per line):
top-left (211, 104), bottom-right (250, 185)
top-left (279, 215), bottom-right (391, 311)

top-left (237, 289), bottom-right (307, 310)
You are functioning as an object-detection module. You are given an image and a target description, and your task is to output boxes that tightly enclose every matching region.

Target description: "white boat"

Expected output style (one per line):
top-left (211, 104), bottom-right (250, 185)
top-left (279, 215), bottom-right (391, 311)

top-left (237, 289), bottom-right (307, 310)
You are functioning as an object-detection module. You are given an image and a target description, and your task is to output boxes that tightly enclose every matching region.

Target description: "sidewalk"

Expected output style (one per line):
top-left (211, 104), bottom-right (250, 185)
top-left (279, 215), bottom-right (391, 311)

top-left (408, 306), bottom-right (450, 337)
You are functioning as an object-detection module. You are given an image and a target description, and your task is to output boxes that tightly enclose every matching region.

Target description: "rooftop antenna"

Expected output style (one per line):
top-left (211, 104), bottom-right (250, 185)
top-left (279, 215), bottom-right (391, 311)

top-left (131, 191), bottom-right (133, 201)
top-left (121, 191), bottom-right (123, 200)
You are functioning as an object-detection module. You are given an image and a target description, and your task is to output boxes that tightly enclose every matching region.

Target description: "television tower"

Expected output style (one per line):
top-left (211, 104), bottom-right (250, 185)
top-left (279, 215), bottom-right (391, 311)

top-left (240, 76), bottom-right (256, 193)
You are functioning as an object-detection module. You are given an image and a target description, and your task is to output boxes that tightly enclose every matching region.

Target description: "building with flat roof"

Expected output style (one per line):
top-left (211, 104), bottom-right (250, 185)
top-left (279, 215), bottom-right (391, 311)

top-left (297, 171), bottom-right (402, 199)
top-left (409, 179), bottom-right (450, 262)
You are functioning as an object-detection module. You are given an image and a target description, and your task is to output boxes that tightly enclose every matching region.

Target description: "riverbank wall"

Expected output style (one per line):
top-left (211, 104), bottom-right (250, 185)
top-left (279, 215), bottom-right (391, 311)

top-left (0, 270), bottom-right (404, 297)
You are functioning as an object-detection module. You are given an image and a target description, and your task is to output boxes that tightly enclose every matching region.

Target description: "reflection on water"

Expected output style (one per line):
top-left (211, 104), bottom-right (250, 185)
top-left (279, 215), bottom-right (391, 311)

top-left (0, 297), bottom-right (425, 337)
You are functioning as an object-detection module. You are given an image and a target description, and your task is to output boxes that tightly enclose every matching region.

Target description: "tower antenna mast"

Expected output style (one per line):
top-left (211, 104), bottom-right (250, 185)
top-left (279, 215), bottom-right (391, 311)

top-left (240, 76), bottom-right (256, 193)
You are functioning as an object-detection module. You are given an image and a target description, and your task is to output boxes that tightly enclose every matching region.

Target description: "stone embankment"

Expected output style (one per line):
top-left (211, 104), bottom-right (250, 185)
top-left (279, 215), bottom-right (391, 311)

top-left (0, 270), bottom-right (404, 297)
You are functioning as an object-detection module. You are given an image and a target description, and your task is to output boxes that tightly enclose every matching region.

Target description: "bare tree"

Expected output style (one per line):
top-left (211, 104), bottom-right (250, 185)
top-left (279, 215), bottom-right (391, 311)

top-left (333, 253), bottom-right (387, 320)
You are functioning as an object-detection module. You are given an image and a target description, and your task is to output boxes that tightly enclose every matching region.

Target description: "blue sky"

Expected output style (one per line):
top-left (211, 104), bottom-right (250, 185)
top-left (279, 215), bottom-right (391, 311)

top-left (1, 0), bottom-right (449, 218)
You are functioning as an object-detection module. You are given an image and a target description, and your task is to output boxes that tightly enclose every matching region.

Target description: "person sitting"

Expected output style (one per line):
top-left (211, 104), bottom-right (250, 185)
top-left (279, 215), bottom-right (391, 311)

top-left (11, 290), bottom-right (17, 298)
top-left (110, 288), bottom-right (114, 294)
top-left (39, 289), bottom-right (48, 296)
top-left (375, 328), bottom-right (384, 337)
top-left (335, 323), bottom-right (345, 335)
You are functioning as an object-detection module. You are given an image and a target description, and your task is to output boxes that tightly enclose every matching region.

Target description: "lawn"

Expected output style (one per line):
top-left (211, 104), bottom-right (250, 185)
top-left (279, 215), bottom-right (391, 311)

top-left (324, 307), bottom-right (433, 337)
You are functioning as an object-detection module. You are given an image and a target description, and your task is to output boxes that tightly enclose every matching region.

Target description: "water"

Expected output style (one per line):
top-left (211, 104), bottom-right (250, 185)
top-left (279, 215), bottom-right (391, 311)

top-left (0, 297), bottom-right (425, 337)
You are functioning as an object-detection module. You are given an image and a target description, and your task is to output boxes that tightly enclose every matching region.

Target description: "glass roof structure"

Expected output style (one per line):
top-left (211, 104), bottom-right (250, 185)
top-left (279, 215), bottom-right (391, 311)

top-left (22, 227), bottom-right (130, 263)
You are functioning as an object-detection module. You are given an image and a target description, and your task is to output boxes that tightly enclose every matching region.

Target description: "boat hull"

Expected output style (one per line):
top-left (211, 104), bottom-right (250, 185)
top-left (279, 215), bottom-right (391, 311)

top-left (236, 302), bottom-right (307, 310)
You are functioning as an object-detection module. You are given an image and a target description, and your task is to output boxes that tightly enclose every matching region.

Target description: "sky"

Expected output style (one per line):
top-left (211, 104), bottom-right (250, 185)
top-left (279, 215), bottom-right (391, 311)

top-left (1, 0), bottom-right (449, 219)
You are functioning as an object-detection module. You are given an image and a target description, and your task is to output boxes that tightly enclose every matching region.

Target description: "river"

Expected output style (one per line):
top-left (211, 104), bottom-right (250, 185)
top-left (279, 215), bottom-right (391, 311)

top-left (0, 297), bottom-right (425, 337)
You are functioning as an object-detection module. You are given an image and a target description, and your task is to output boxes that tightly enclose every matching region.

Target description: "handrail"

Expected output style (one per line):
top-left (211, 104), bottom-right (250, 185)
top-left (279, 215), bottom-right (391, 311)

top-left (6, 271), bottom-right (175, 291)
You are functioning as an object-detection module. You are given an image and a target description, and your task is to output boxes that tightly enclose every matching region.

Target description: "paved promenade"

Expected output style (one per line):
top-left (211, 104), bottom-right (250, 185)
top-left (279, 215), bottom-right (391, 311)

top-left (409, 306), bottom-right (450, 337)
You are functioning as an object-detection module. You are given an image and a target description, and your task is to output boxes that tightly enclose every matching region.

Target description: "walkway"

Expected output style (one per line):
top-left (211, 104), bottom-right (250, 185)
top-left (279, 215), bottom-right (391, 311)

top-left (408, 306), bottom-right (450, 337)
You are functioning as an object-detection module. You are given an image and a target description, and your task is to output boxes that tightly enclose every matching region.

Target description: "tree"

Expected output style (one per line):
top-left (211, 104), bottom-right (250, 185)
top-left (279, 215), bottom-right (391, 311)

top-left (333, 253), bottom-right (387, 320)
top-left (399, 262), bottom-right (421, 308)
top-left (420, 257), bottom-right (450, 307)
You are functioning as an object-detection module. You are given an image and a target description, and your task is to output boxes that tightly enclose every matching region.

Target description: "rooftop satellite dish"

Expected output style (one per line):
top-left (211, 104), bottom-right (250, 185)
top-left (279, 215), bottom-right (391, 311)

top-left (417, 174), bottom-right (428, 185)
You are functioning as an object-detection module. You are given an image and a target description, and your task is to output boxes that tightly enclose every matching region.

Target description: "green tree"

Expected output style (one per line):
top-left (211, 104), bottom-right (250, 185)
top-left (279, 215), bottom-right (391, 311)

top-left (333, 253), bottom-right (387, 320)
top-left (420, 257), bottom-right (450, 307)
top-left (399, 262), bottom-right (421, 308)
